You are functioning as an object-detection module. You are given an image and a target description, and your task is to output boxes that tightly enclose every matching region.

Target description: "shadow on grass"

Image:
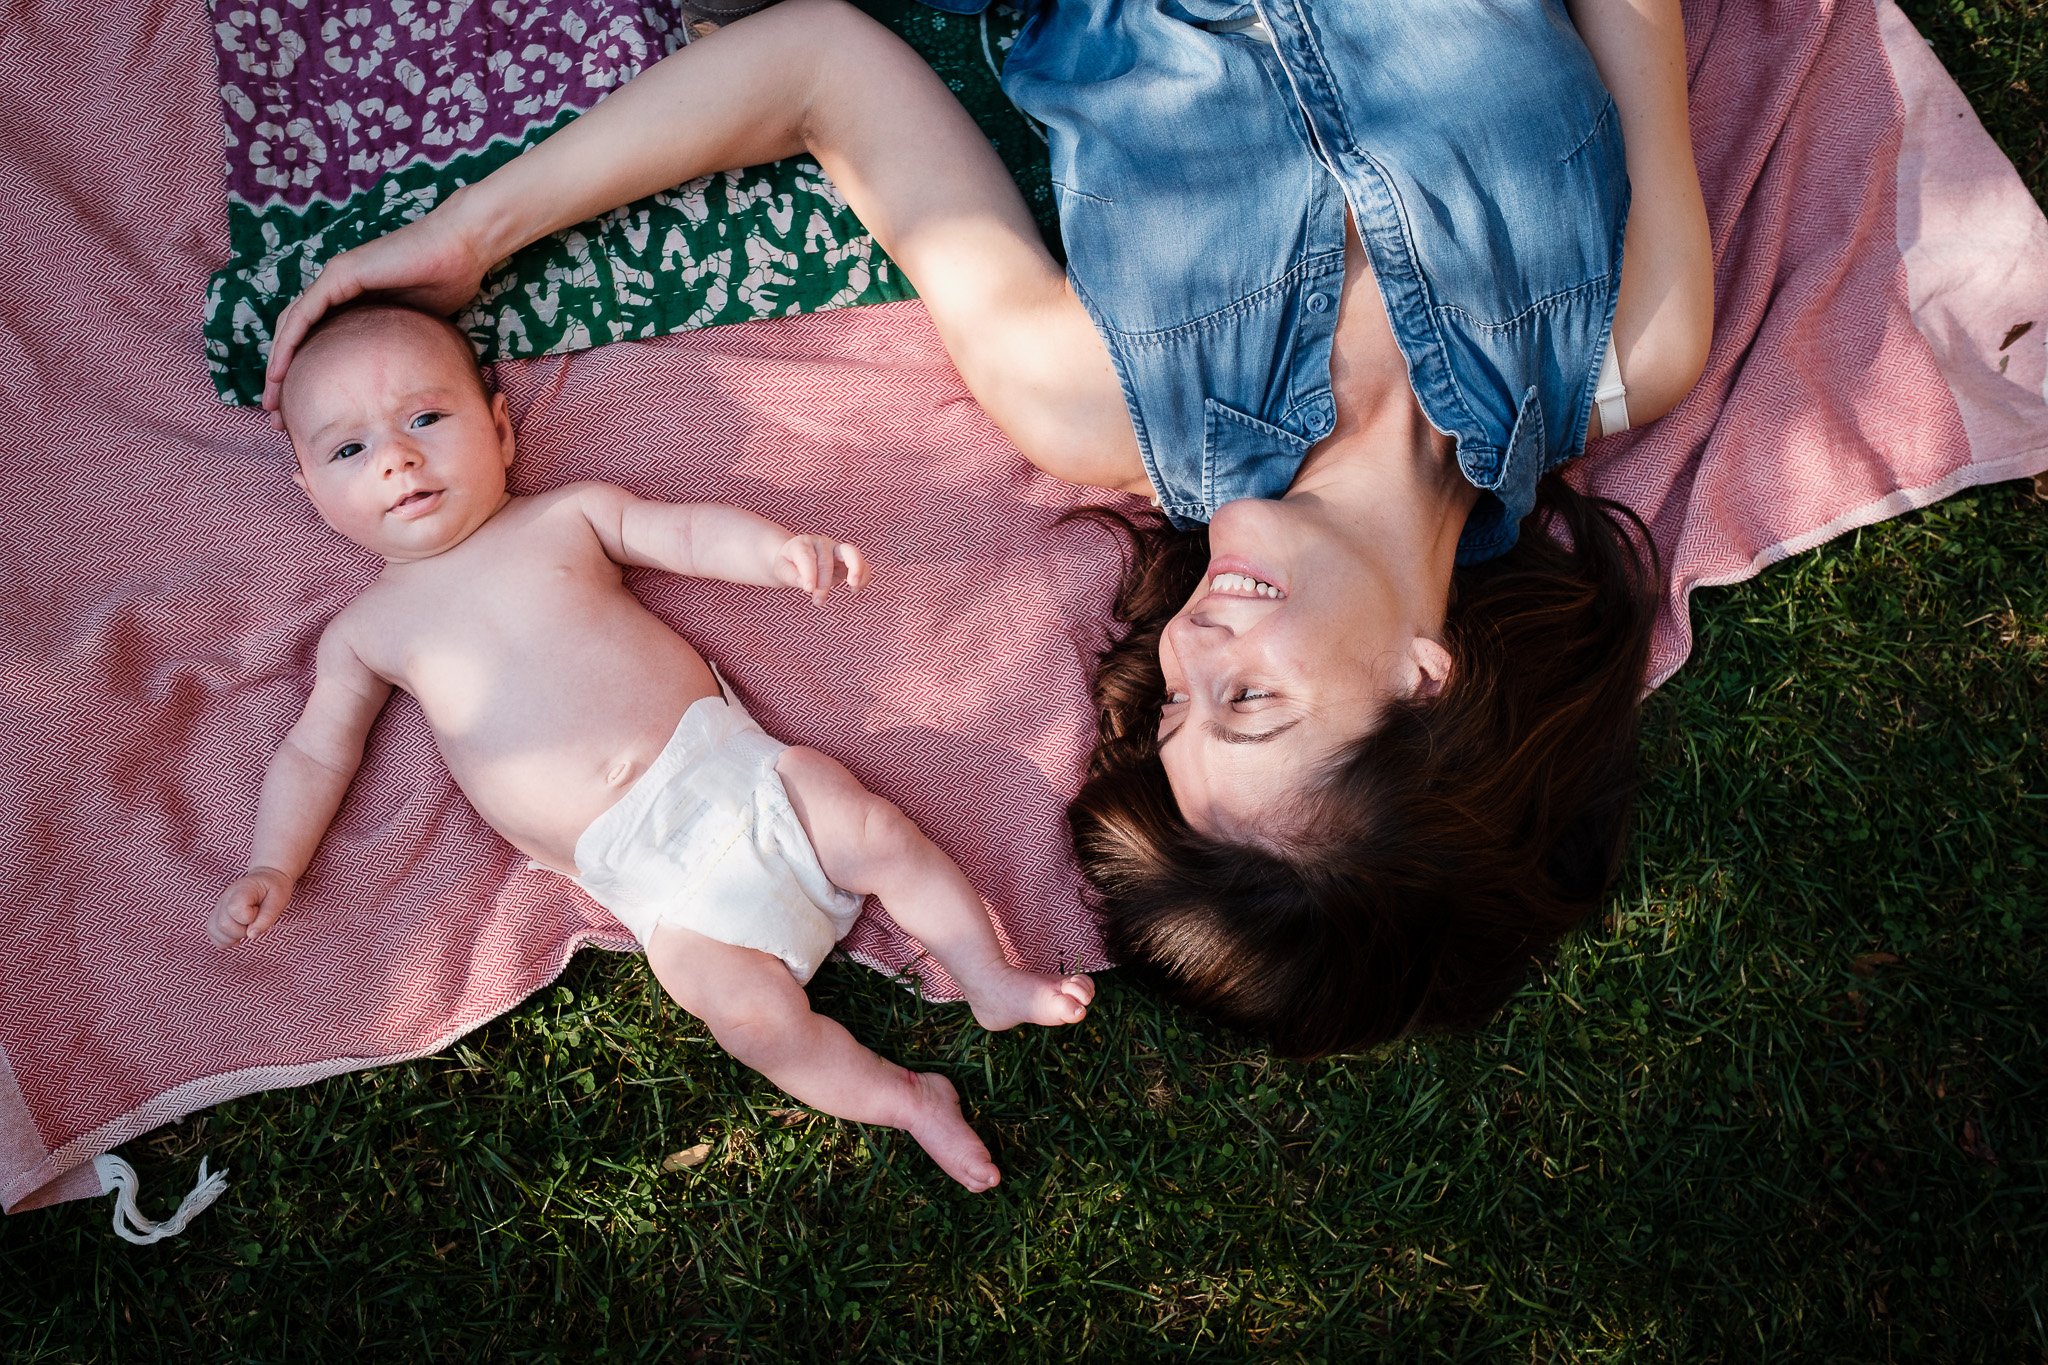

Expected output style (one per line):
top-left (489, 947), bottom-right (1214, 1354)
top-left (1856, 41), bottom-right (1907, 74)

top-left (4, 484), bottom-right (2043, 1362)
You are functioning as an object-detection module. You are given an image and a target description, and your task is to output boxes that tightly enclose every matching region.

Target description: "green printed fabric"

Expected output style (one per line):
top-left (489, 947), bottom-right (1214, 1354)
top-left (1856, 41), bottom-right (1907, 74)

top-left (203, 1), bottom-right (1051, 405)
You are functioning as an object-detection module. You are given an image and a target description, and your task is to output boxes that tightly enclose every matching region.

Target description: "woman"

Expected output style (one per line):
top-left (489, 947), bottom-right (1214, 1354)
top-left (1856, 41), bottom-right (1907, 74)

top-left (263, 0), bottom-right (1712, 1057)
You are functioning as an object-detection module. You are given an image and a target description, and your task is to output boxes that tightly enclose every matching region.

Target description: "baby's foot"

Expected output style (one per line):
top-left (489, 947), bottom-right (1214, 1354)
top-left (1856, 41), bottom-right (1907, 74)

top-left (903, 1071), bottom-right (1000, 1192)
top-left (961, 968), bottom-right (1094, 1032)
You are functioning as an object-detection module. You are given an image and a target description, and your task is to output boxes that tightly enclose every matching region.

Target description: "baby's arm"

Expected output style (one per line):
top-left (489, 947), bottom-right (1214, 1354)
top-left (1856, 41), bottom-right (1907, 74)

top-left (773, 746), bottom-right (1093, 1031)
top-left (644, 922), bottom-right (1000, 1191)
top-left (575, 482), bottom-right (867, 605)
top-left (209, 622), bottom-right (392, 946)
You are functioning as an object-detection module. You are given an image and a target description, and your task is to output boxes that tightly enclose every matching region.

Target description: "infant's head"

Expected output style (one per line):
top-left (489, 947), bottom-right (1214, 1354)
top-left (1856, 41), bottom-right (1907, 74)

top-left (279, 304), bottom-right (514, 563)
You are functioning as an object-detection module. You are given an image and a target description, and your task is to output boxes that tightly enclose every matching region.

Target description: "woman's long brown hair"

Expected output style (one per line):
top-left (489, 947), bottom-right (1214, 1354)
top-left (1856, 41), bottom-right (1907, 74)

top-left (1068, 476), bottom-right (1659, 1059)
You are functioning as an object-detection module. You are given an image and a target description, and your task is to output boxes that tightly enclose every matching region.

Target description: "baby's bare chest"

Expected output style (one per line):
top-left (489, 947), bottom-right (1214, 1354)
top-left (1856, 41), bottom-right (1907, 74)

top-left (351, 511), bottom-right (681, 710)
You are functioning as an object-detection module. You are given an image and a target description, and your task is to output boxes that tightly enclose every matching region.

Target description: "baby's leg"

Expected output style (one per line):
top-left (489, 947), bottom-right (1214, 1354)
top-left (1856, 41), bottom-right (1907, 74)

top-left (775, 746), bottom-right (1094, 1031)
top-left (645, 920), bottom-right (999, 1191)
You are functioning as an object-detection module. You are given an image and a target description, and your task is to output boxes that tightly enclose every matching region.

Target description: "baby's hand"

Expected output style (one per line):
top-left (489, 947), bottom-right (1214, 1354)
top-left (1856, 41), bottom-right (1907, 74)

top-left (208, 867), bottom-right (296, 946)
top-left (776, 535), bottom-right (869, 606)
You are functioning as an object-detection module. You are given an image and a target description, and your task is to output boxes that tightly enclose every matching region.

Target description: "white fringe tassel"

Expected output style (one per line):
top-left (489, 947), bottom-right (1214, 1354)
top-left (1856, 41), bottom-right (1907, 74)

top-left (94, 1154), bottom-right (230, 1245)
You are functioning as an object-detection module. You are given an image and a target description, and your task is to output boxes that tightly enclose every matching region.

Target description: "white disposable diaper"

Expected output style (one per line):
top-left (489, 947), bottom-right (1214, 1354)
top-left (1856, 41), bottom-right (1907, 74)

top-left (572, 688), bottom-right (863, 984)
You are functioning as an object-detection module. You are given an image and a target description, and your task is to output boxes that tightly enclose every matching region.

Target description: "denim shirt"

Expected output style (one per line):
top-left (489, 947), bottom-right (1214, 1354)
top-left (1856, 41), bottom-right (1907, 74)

top-left (917, 0), bottom-right (1629, 562)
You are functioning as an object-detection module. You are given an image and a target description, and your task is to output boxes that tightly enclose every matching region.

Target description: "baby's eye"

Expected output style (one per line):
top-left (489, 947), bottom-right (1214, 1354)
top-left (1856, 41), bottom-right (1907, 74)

top-left (1161, 690), bottom-right (1189, 707)
top-left (329, 441), bottom-right (365, 462)
top-left (409, 411), bottom-right (443, 429)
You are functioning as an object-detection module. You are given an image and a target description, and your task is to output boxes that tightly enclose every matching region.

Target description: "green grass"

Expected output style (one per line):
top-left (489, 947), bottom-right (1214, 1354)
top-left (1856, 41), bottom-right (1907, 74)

top-left (5, 3), bottom-right (2045, 1360)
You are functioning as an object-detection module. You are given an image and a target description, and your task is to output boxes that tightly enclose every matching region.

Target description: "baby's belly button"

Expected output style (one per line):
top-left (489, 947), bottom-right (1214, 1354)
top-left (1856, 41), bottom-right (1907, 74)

top-left (604, 758), bottom-right (643, 789)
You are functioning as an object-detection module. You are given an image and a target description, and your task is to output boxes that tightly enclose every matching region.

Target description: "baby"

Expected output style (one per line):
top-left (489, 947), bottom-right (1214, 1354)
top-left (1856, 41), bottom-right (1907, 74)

top-left (208, 303), bottom-right (1093, 1191)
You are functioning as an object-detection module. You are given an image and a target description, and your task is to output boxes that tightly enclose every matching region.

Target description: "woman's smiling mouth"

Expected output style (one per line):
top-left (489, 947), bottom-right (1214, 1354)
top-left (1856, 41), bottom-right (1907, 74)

top-left (1203, 556), bottom-right (1287, 600)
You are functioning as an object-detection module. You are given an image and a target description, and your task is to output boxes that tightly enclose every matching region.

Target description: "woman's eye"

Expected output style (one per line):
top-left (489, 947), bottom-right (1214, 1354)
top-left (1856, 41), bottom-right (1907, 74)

top-left (330, 442), bottom-right (364, 462)
top-left (410, 411), bottom-right (443, 429)
top-left (1231, 688), bottom-right (1274, 704)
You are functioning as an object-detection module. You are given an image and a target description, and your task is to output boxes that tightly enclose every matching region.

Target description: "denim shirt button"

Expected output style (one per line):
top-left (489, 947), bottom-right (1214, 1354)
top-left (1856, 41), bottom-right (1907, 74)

top-left (1305, 291), bottom-right (1332, 314)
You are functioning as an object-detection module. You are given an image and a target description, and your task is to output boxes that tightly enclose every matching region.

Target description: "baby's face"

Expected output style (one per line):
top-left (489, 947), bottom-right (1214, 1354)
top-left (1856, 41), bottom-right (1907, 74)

top-left (282, 309), bottom-right (513, 564)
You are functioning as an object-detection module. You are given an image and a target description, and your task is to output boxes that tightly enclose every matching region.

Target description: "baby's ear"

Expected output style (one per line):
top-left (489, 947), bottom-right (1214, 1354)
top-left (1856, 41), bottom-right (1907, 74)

top-left (491, 391), bottom-right (515, 468)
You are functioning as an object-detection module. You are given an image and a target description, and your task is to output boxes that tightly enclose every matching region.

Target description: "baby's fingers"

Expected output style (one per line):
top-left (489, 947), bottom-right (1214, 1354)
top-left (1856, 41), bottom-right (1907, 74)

top-left (781, 540), bottom-right (820, 600)
top-left (207, 883), bottom-right (260, 946)
top-left (809, 540), bottom-right (841, 604)
top-left (245, 883), bottom-right (292, 939)
top-left (835, 542), bottom-right (869, 592)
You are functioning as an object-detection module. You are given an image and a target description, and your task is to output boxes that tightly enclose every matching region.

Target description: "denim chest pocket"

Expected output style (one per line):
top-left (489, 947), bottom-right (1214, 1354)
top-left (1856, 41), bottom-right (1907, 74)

top-left (1424, 95), bottom-right (1629, 332)
top-left (1201, 400), bottom-right (1313, 510)
top-left (1052, 178), bottom-right (1116, 209)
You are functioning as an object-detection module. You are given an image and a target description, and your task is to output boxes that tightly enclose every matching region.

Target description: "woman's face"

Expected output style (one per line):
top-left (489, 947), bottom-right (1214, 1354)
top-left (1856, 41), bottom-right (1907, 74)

top-left (1155, 496), bottom-right (1449, 842)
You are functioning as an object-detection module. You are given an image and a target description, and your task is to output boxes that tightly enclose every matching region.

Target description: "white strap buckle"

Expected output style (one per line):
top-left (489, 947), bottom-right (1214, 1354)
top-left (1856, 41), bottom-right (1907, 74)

top-left (1594, 339), bottom-right (1630, 435)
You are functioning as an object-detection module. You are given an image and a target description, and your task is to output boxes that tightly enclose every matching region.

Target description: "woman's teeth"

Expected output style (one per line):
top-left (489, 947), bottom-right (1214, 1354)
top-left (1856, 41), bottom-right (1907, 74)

top-left (1210, 572), bottom-right (1282, 598)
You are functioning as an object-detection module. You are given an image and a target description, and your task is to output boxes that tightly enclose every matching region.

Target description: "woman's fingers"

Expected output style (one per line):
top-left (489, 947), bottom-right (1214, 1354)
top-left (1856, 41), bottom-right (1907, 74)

top-left (259, 208), bottom-right (491, 410)
top-left (261, 258), bottom-right (372, 410)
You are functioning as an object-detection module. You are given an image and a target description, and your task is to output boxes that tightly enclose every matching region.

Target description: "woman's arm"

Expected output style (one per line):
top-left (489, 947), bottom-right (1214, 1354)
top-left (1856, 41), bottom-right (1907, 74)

top-left (263, 0), bottom-right (1140, 488)
top-left (1568, 0), bottom-right (1714, 433)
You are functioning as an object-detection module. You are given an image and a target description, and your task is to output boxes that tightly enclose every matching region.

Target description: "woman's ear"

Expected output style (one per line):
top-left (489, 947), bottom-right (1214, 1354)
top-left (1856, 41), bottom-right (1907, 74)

top-left (1410, 637), bottom-right (1453, 699)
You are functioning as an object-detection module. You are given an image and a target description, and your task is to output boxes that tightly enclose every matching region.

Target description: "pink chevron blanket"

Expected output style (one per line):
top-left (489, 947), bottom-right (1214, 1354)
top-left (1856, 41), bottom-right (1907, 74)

top-left (4, 0), bottom-right (2045, 1220)
top-left (1599, 0), bottom-right (2048, 684)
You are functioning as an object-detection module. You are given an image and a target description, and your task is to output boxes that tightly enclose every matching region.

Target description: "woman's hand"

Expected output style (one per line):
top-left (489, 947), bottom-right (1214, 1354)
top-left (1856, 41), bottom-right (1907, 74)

top-left (260, 189), bottom-right (495, 411)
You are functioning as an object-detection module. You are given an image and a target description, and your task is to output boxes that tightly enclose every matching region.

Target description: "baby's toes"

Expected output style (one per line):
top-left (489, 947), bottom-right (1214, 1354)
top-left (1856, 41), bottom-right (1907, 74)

top-left (1020, 977), bottom-right (1082, 1026)
top-left (1040, 974), bottom-right (1092, 1023)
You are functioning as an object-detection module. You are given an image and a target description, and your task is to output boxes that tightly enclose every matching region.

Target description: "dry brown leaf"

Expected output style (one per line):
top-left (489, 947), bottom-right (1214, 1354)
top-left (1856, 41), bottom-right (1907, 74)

top-left (662, 1142), bottom-right (714, 1172)
top-left (1998, 320), bottom-right (2034, 350)
top-left (1850, 951), bottom-right (1902, 977)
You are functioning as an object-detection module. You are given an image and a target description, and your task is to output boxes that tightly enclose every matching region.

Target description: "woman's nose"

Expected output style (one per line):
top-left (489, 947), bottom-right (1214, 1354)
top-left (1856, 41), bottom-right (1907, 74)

top-left (1164, 611), bottom-right (1231, 665)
